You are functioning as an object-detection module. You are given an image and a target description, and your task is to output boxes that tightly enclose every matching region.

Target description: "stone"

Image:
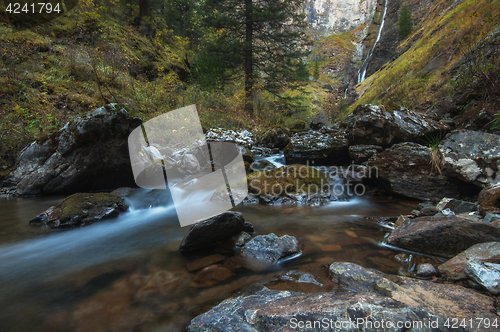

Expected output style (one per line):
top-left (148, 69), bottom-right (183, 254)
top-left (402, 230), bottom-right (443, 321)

top-left (237, 233), bottom-right (300, 270)
top-left (386, 216), bottom-right (500, 258)
top-left (205, 128), bottom-right (254, 149)
top-left (181, 154), bottom-right (201, 174)
top-left (255, 128), bottom-right (290, 149)
top-left (191, 265), bottom-right (235, 287)
top-left (179, 212), bottom-right (251, 252)
top-left (29, 192), bottom-right (129, 228)
top-left (478, 185), bottom-right (500, 216)
top-left (186, 263), bottom-right (497, 331)
top-left (465, 259), bottom-right (500, 295)
top-left (366, 142), bottom-right (460, 202)
top-left (439, 130), bottom-right (500, 187)
top-left (438, 242), bottom-right (500, 280)
top-left (415, 263), bottom-right (437, 278)
top-left (418, 206), bottom-right (439, 217)
top-left (348, 144), bottom-right (383, 163)
top-left (283, 129), bottom-right (349, 165)
top-left (345, 104), bottom-right (451, 146)
top-left (12, 104), bottom-right (141, 195)
top-left (186, 254), bottom-right (226, 272)
top-left (484, 213), bottom-right (500, 224)
top-left (249, 159), bottom-right (277, 172)
top-left (436, 198), bottom-right (478, 214)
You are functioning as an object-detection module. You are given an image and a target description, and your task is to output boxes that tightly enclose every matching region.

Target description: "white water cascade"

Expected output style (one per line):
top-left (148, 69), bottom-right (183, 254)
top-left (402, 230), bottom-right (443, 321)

top-left (357, 0), bottom-right (388, 83)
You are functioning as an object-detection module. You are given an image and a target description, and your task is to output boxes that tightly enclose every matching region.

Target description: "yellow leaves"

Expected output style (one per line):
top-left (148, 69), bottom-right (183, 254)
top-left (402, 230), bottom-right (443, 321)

top-left (12, 105), bottom-right (20, 111)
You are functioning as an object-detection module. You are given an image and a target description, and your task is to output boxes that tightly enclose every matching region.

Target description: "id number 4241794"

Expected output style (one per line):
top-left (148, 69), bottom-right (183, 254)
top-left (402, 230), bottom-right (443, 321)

top-left (445, 318), bottom-right (498, 329)
top-left (5, 3), bottom-right (61, 14)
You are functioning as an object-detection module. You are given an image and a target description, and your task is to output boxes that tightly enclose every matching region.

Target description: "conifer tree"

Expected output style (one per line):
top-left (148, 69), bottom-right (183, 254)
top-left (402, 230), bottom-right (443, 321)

top-left (398, 5), bottom-right (413, 40)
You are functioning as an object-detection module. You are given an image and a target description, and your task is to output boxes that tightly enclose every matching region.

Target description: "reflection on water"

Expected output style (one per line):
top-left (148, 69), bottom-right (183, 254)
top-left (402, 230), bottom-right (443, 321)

top-left (0, 191), bottom-right (437, 332)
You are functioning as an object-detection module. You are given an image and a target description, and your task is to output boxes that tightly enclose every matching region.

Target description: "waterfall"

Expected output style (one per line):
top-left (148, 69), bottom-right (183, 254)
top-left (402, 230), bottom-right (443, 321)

top-left (357, 0), bottom-right (388, 83)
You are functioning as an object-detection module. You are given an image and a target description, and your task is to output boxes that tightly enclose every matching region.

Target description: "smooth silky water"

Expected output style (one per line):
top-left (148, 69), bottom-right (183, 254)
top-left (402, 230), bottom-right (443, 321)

top-left (0, 186), bottom-right (440, 331)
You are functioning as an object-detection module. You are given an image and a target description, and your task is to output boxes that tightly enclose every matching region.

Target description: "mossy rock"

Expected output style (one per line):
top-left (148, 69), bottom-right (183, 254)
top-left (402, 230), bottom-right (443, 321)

top-left (247, 165), bottom-right (329, 197)
top-left (29, 192), bottom-right (129, 228)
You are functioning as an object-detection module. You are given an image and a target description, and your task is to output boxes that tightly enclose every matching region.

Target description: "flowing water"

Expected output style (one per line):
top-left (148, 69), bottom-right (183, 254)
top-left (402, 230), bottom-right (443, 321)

top-left (0, 167), bottom-right (442, 331)
top-left (357, 0), bottom-right (388, 83)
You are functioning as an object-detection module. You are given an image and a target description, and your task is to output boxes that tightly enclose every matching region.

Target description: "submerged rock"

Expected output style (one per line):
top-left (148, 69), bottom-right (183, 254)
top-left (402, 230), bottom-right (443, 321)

top-left (345, 104), bottom-right (450, 146)
top-left (367, 142), bottom-right (460, 202)
top-left (29, 192), bottom-right (129, 228)
top-left (237, 233), bottom-right (300, 270)
top-left (438, 242), bottom-right (500, 280)
top-left (465, 259), bottom-right (500, 295)
top-left (179, 212), bottom-right (253, 252)
top-left (12, 104), bottom-right (141, 195)
top-left (386, 215), bottom-right (500, 258)
top-left (439, 130), bottom-right (500, 187)
top-left (283, 129), bottom-right (349, 165)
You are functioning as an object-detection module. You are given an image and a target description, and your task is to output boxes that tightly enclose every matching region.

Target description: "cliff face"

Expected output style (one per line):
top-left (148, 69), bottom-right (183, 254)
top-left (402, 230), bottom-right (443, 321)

top-left (306, 0), bottom-right (378, 33)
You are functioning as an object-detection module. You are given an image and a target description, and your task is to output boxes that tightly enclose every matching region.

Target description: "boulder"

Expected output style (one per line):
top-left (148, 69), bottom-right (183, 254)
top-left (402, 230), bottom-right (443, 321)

top-left (205, 128), bottom-right (254, 149)
top-left (367, 142), bottom-right (460, 202)
top-left (255, 128), bottom-right (290, 149)
top-left (348, 144), bottom-right (383, 163)
top-left (284, 130), bottom-right (349, 165)
top-left (237, 233), bottom-right (300, 270)
top-left (179, 212), bottom-right (253, 252)
top-left (386, 216), bottom-right (500, 258)
top-left (438, 242), bottom-right (500, 280)
top-left (478, 185), bottom-right (500, 216)
top-left (29, 192), bottom-right (129, 228)
top-left (186, 263), bottom-right (497, 331)
top-left (12, 104), bottom-right (142, 195)
top-left (415, 263), bottom-right (438, 278)
top-left (484, 213), bottom-right (500, 224)
top-left (438, 130), bottom-right (500, 187)
top-left (345, 104), bottom-right (450, 146)
top-left (465, 259), bottom-right (500, 295)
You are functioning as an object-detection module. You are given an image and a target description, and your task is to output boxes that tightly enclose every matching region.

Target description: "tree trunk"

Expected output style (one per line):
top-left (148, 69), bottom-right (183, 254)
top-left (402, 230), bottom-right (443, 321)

top-left (244, 0), bottom-right (253, 115)
top-left (138, 0), bottom-right (148, 25)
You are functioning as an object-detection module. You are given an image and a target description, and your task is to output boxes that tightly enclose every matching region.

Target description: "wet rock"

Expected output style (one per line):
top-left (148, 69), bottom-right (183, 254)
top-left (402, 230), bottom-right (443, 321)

top-left (439, 130), bottom-right (500, 187)
top-left (386, 216), bottom-right (500, 258)
top-left (186, 254), bottom-right (226, 272)
top-left (239, 147), bottom-right (254, 164)
top-left (265, 271), bottom-right (325, 293)
top-left (135, 270), bottom-right (187, 302)
top-left (283, 130), bottom-right (349, 165)
top-left (29, 192), bottom-right (129, 228)
top-left (436, 198), bottom-right (478, 214)
top-left (438, 242), bottom-right (500, 280)
top-left (415, 263), bottom-right (437, 278)
top-left (12, 104), bottom-right (141, 195)
top-left (179, 212), bottom-right (252, 252)
top-left (181, 154), bottom-right (201, 174)
top-left (418, 206), bottom-right (440, 217)
top-left (484, 213), bottom-right (500, 224)
top-left (465, 259), bottom-right (500, 295)
top-left (249, 159), bottom-right (277, 172)
top-left (367, 142), bottom-right (460, 202)
top-left (345, 104), bottom-right (450, 146)
top-left (237, 233), bottom-right (300, 270)
top-left (478, 185), bottom-right (500, 216)
top-left (205, 128), bottom-right (254, 149)
top-left (256, 128), bottom-right (290, 149)
top-left (191, 265), bottom-right (235, 287)
top-left (187, 263), bottom-right (497, 331)
top-left (348, 144), bottom-right (383, 163)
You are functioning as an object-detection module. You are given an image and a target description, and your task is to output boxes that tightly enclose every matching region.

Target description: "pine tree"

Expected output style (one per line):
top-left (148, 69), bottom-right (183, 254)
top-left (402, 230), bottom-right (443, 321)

top-left (398, 5), bottom-right (413, 40)
top-left (199, 0), bottom-right (309, 114)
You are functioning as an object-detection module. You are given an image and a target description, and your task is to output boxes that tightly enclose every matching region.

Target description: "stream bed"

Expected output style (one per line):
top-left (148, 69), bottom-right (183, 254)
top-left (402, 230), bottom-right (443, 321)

top-left (0, 192), bottom-right (443, 331)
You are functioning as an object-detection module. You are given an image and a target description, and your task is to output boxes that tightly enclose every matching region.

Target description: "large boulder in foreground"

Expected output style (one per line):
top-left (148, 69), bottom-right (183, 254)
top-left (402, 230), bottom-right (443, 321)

top-left (478, 185), bottom-right (500, 216)
top-left (345, 104), bottom-right (450, 146)
top-left (367, 142), bottom-right (460, 202)
top-left (179, 212), bottom-right (253, 252)
top-left (186, 263), bottom-right (496, 331)
top-left (439, 130), bottom-right (500, 188)
top-left (283, 129), bottom-right (349, 165)
top-left (29, 192), bottom-right (129, 228)
top-left (386, 216), bottom-right (500, 258)
top-left (11, 104), bottom-right (141, 195)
